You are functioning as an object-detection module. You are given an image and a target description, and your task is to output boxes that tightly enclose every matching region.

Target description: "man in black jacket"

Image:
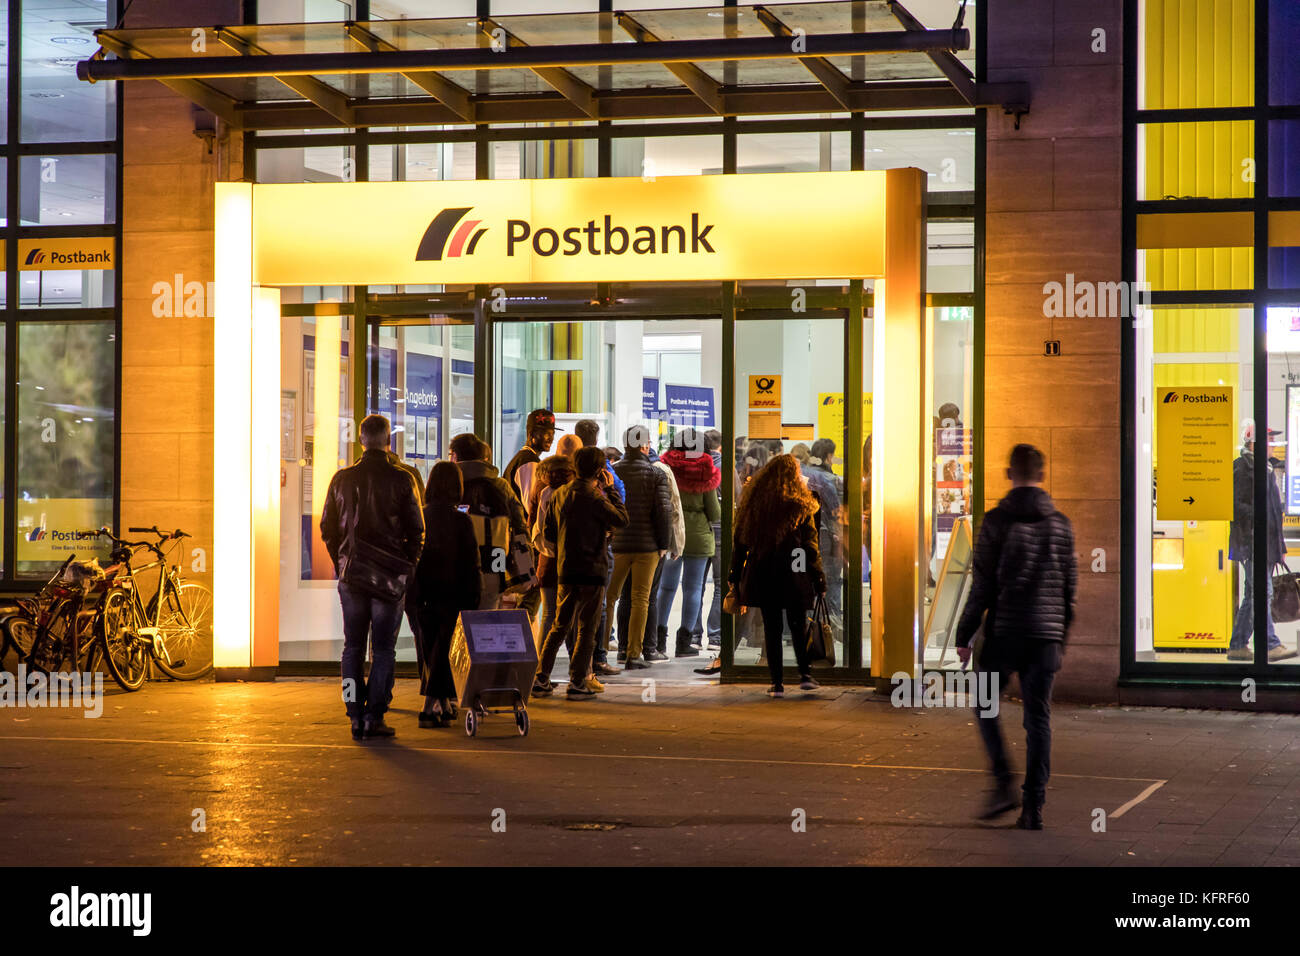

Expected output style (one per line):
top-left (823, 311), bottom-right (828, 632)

top-left (955, 443), bottom-right (1077, 830)
top-left (536, 447), bottom-right (629, 699)
top-left (321, 414), bottom-right (425, 740)
top-left (605, 425), bottom-right (673, 668)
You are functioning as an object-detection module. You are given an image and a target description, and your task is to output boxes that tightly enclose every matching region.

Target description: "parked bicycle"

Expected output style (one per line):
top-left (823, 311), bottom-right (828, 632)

top-left (0, 526), bottom-right (214, 692)
top-left (93, 527), bottom-right (215, 689)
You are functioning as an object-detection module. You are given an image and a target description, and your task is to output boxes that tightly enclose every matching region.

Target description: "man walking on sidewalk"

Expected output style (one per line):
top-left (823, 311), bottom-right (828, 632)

top-left (955, 443), bottom-right (1077, 830)
top-left (321, 414), bottom-right (425, 741)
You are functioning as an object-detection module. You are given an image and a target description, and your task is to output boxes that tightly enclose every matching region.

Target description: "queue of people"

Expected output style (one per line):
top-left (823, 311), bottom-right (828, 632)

top-left (320, 408), bottom-right (843, 737)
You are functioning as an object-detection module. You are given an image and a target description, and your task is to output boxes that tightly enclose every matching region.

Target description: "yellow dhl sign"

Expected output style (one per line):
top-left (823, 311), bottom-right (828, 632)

top-left (17, 237), bottom-right (115, 271)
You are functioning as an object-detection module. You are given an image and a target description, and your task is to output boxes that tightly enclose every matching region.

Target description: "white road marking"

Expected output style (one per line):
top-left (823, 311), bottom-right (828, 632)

top-left (1109, 780), bottom-right (1165, 818)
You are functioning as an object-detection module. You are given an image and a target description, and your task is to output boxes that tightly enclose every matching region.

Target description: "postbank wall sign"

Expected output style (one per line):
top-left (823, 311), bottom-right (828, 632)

top-left (1155, 386), bottom-right (1234, 521)
top-left (248, 171), bottom-right (888, 286)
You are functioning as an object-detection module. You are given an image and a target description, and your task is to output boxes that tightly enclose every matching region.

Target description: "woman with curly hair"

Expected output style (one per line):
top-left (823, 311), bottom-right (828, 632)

top-left (729, 453), bottom-right (826, 697)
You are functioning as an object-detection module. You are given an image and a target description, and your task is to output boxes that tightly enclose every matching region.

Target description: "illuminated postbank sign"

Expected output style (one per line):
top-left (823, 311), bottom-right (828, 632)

top-left (1155, 386), bottom-right (1234, 521)
top-left (17, 237), bottom-right (114, 271)
top-left (248, 171), bottom-right (888, 285)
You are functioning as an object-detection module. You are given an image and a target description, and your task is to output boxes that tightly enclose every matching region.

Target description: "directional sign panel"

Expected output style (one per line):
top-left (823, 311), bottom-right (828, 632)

top-left (1155, 386), bottom-right (1234, 521)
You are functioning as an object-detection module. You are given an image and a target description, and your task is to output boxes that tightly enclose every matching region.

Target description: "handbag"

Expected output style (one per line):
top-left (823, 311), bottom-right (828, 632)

top-left (804, 594), bottom-right (836, 666)
top-left (1271, 568), bottom-right (1300, 623)
top-left (722, 583), bottom-right (743, 616)
top-left (502, 533), bottom-right (537, 594)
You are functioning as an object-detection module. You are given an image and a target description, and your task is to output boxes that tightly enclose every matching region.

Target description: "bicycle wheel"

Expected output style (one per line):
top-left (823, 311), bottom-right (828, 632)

top-left (99, 589), bottom-right (147, 692)
top-left (152, 581), bottom-right (214, 680)
top-left (26, 598), bottom-right (77, 675)
top-left (2, 616), bottom-right (35, 668)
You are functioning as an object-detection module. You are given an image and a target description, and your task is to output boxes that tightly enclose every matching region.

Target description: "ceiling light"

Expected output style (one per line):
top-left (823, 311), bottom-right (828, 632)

top-left (49, 36), bottom-right (92, 45)
top-left (29, 92), bottom-right (64, 99)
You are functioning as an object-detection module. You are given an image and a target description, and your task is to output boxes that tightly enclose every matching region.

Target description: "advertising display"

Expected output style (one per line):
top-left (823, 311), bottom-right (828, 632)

top-left (934, 427), bottom-right (973, 559)
top-left (664, 384), bottom-right (715, 427)
top-left (816, 392), bottom-right (873, 476)
top-left (1288, 385), bottom-right (1300, 515)
top-left (642, 377), bottom-right (660, 419)
top-left (249, 172), bottom-right (888, 285)
top-left (1154, 386), bottom-right (1234, 521)
top-left (15, 498), bottom-right (114, 567)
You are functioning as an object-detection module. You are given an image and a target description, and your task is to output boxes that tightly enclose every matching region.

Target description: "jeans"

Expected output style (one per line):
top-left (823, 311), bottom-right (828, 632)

top-left (975, 637), bottom-right (1063, 809)
top-left (606, 552), bottom-right (659, 659)
top-left (693, 525), bottom-right (723, 643)
top-left (540, 585), bottom-right (575, 658)
top-left (618, 553), bottom-right (664, 655)
top-left (658, 555), bottom-right (708, 642)
top-left (1231, 557), bottom-right (1282, 651)
top-left (339, 583), bottom-right (404, 721)
top-left (758, 604), bottom-right (811, 688)
top-left (539, 583), bottom-right (605, 684)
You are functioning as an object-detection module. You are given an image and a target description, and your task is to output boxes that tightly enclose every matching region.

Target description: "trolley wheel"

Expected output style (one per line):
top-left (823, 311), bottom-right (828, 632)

top-left (515, 709), bottom-right (530, 737)
top-left (464, 709), bottom-right (478, 737)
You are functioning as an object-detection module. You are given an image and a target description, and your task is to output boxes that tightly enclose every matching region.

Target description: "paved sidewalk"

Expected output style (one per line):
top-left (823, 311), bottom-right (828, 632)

top-left (2, 674), bottom-right (1298, 866)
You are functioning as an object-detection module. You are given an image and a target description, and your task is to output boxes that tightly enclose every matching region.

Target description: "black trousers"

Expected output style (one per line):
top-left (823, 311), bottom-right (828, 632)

top-left (415, 602), bottom-right (460, 701)
top-left (975, 637), bottom-right (1063, 809)
top-left (759, 603), bottom-right (811, 688)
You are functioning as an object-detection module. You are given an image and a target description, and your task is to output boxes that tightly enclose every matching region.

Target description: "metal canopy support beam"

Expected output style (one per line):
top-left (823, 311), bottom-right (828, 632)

top-left (344, 21), bottom-right (474, 122)
top-left (478, 17), bottom-right (598, 118)
top-left (93, 34), bottom-right (240, 126)
top-left (229, 81), bottom-right (967, 129)
top-left (886, 0), bottom-right (1029, 117)
top-left (80, 28), bottom-right (970, 80)
top-left (214, 27), bottom-right (356, 126)
top-left (616, 13), bottom-right (724, 114)
top-left (752, 5), bottom-right (853, 110)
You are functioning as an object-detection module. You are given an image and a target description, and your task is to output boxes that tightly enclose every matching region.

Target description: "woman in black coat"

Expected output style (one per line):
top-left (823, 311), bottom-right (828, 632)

top-left (729, 453), bottom-right (826, 698)
top-left (415, 460), bottom-right (482, 727)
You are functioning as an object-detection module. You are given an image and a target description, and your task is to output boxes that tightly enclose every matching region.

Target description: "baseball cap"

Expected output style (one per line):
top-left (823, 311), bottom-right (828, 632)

top-left (525, 408), bottom-right (558, 434)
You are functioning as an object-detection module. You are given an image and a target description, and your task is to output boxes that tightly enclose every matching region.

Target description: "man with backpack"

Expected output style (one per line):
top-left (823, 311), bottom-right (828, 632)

top-left (450, 432), bottom-right (528, 611)
top-left (955, 443), bottom-right (1077, 830)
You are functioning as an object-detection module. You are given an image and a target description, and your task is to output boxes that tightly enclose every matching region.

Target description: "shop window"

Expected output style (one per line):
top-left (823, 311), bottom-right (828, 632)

top-left (613, 134), bottom-right (724, 179)
top-left (1138, 121), bottom-right (1254, 201)
top-left (368, 141), bottom-right (475, 182)
top-left (0, 12), bottom-right (7, 145)
top-left (736, 131), bottom-right (849, 174)
top-left (1269, 0), bottom-right (1300, 106)
top-left (1269, 121), bottom-right (1300, 197)
top-left (19, 153), bottom-right (115, 225)
top-left (19, 267), bottom-right (114, 310)
top-left (1140, 0), bottom-right (1254, 110)
top-left (490, 139), bottom-right (597, 180)
top-left (15, 320), bottom-right (116, 578)
top-left (1133, 305), bottom-right (1267, 664)
top-left (257, 0), bottom-right (357, 23)
top-left (257, 146), bottom-right (355, 184)
top-left (1265, 306), bottom-right (1300, 664)
top-left (20, 0), bottom-right (115, 143)
top-left (864, 127), bottom-right (975, 193)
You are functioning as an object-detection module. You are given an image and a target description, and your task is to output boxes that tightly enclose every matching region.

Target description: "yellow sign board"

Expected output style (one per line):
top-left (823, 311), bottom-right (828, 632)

top-left (17, 237), bottom-right (115, 271)
top-left (248, 171), bottom-right (888, 285)
top-left (747, 409), bottom-right (781, 440)
top-left (1155, 386), bottom-right (1234, 520)
top-left (748, 374), bottom-right (782, 408)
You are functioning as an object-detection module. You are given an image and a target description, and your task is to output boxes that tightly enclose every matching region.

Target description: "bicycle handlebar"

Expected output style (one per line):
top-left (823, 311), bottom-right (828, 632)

top-left (127, 525), bottom-right (190, 540)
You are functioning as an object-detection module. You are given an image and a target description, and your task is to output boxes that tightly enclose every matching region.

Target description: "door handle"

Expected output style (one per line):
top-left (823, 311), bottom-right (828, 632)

top-left (1218, 550), bottom-right (1223, 571)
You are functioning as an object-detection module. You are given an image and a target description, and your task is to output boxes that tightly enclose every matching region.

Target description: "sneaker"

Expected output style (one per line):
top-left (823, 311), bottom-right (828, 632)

top-left (350, 719), bottom-right (364, 740)
top-left (362, 717), bottom-right (396, 739)
top-left (766, 685), bottom-right (784, 698)
top-left (799, 675), bottom-right (821, 691)
top-left (624, 657), bottom-right (651, 670)
top-left (707, 638), bottom-right (721, 649)
top-left (593, 661), bottom-right (622, 676)
top-left (532, 677), bottom-right (554, 697)
top-left (1226, 647), bottom-right (1252, 661)
top-left (566, 681), bottom-right (596, 699)
top-left (1268, 645), bottom-right (1299, 662)
top-left (645, 649), bottom-right (669, 662)
top-left (585, 676), bottom-right (606, 694)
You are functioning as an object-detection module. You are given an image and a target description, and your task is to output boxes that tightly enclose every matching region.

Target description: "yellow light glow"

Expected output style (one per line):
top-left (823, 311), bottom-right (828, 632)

top-left (249, 172), bottom-right (888, 286)
top-left (310, 313), bottom-right (342, 584)
top-left (251, 287), bottom-right (281, 667)
top-left (213, 182), bottom-right (253, 669)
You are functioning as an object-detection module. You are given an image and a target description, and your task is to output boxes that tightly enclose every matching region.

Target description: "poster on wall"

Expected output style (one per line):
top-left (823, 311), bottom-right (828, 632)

top-left (1288, 385), bottom-right (1300, 515)
top-left (643, 377), bottom-right (660, 419)
top-left (16, 499), bottom-right (114, 566)
top-left (664, 384), bottom-right (714, 427)
top-left (816, 392), bottom-right (873, 476)
top-left (1155, 386), bottom-right (1234, 521)
top-left (934, 426), bottom-right (973, 561)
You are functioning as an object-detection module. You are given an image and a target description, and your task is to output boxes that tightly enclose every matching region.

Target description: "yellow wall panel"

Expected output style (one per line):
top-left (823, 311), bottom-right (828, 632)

top-left (1143, 0), bottom-right (1253, 109)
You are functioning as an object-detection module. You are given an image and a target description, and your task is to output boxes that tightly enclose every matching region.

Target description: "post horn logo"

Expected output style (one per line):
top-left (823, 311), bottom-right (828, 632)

top-left (415, 207), bottom-right (488, 261)
top-left (24, 249), bottom-right (47, 265)
top-left (754, 376), bottom-right (776, 394)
